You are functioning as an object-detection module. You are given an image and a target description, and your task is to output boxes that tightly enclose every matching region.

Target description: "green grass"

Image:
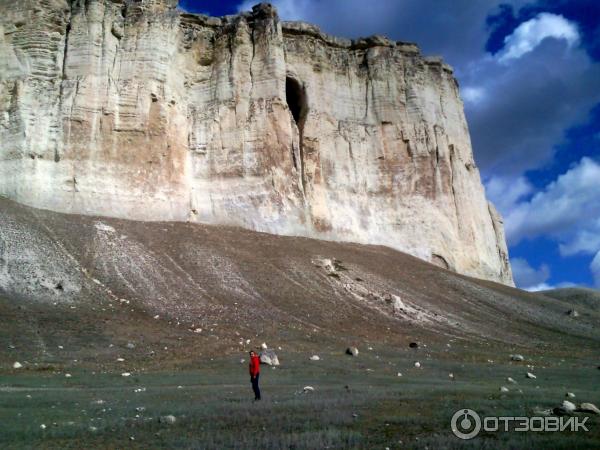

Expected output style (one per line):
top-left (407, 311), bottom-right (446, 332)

top-left (1, 350), bottom-right (599, 449)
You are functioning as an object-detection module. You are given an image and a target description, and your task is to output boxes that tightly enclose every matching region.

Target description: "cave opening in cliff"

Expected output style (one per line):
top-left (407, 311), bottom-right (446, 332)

top-left (285, 77), bottom-right (307, 127)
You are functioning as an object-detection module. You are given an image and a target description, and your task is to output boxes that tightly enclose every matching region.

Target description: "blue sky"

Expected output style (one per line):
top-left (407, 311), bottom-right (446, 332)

top-left (180, 1), bottom-right (600, 291)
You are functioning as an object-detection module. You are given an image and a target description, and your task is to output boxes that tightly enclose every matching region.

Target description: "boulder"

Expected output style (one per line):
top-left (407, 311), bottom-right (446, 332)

top-left (499, 386), bottom-right (509, 393)
top-left (259, 349), bottom-right (280, 366)
top-left (13, 362), bottom-right (23, 369)
top-left (310, 355), bottom-right (320, 361)
top-left (346, 347), bottom-right (359, 356)
top-left (510, 354), bottom-right (524, 362)
top-left (526, 372), bottom-right (537, 379)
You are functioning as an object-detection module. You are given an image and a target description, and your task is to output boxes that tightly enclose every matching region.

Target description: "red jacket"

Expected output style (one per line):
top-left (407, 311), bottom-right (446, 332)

top-left (249, 355), bottom-right (260, 377)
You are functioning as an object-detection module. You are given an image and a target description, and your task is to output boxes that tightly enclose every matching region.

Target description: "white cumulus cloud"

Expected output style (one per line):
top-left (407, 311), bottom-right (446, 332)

top-left (559, 218), bottom-right (600, 256)
top-left (498, 13), bottom-right (579, 63)
top-left (511, 257), bottom-right (551, 290)
top-left (462, 86), bottom-right (487, 105)
top-left (502, 157), bottom-right (600, 245)
top-left (485, 175), bottom-right (533, 217)
top-left (492, 158), bottom-right (600, 288)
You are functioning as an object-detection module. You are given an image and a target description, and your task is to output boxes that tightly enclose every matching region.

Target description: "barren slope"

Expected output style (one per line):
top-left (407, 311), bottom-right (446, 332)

top-left (1, 196), bottom-right (598, 365)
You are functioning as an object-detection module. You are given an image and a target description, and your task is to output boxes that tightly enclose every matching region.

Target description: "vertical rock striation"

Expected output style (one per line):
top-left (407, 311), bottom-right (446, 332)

top-left (0, 1), bottom-right (513, 285)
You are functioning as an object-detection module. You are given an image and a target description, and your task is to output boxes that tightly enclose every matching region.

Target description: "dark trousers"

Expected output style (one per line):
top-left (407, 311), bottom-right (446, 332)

top-left (251, 374), bottom-right (261, 400)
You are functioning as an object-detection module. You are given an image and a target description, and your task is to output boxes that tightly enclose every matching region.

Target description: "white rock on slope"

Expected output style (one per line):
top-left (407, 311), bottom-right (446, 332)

top-left (0, 1), bottom-right (512, 285)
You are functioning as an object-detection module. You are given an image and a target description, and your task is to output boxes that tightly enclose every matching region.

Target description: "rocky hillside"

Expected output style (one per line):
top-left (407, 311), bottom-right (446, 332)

top-left (0, 1), bottom-right (512, 284)
top-left (1, 197), bottom-right (597, 355)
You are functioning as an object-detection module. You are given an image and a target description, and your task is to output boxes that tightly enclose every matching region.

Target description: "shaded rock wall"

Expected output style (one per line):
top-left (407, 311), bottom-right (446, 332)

top-left (0, 1), bottom-right (513, 284)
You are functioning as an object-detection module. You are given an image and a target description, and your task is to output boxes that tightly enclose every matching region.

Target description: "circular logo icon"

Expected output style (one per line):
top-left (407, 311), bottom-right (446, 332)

top-left (451, 409), bottom-right (481, 440)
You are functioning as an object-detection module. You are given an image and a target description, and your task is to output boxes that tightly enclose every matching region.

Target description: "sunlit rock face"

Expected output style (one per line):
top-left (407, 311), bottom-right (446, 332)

top-left (0, 1), bottom-right (513, 285)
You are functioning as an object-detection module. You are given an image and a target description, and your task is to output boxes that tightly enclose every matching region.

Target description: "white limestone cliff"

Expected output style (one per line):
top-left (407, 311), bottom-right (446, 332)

top-left (0, 1), bottom-right (513, 285)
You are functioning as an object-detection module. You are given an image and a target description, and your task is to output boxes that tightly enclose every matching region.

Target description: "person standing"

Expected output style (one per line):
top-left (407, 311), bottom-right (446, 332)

top-left (249, 350), bottom-right (261, 400)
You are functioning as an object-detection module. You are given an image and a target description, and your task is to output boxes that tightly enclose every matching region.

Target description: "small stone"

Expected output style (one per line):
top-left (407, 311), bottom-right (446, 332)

top-left (40, 424), bottom-right (47, 430)
top-left (117, 358), bottom-right (125, 362)
top-left (566, 392), bottom-right (575, 398)
top-left (126, 342), bottom-right (135, 349)
top-left (397, 372), bottom-right (402, 377)
top-left (303, 386), bottom-right (315, 392)
top-left (89, 426), bottom-right (98, 432)
top-left (65, 373), bottom-right (72, 378)
top-left (448, 373), bottom-right (454, 379)
top-left (153, 315), bottom-right (159, 319)
top-left (122, 372), bottom-right (131, 377)
top-left (261, 342), bottom-right (268, 349)
top-left (414, 361), bottom-right (421, 368)
top-left (510, 354), bottom-right (524, 362)
top-left (310, 355), bottom-right (320, 361)
top-left (500, 386), bottom-right (509, 393)
top-left (160, 415), bottom-right (176, 425)
top-left (526, 372), bottom-right (537, 379)
top-left (507, 377), bottom-right (517, 384)
top-left (13, 362), bottom-right (23, 369)
top-left (533, 407), bottom-right (551, 416)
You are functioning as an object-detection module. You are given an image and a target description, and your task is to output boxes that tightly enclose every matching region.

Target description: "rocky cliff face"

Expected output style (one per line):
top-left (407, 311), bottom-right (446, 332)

top-left (0, 1), bottom-right (513, 285)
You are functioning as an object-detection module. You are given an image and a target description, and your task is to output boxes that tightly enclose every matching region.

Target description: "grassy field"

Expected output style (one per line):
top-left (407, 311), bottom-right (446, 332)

top-left (2, 347), bottom-right (599, 449)
top-left (1, 199), bottom-right (600, 448)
